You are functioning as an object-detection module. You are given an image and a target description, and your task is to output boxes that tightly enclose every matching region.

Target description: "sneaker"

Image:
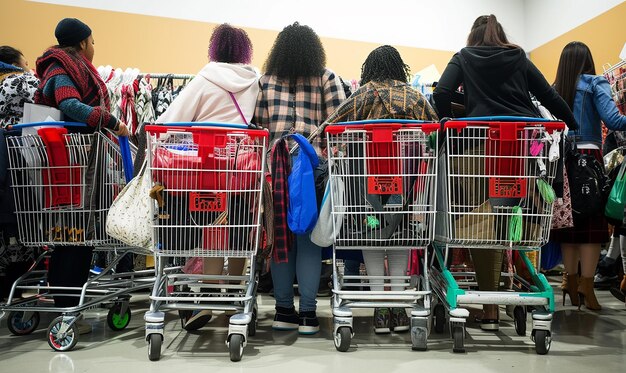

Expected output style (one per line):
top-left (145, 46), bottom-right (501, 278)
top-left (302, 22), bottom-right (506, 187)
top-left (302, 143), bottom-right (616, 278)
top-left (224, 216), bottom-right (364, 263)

top-left (183, 310), bottom-right (212, 331)
top-left (298, 311), bottom-right (320, 335)
top-left (76, 320), bottom-right (92, 335)
top-left (391, 308), bottom-right (410, 333)
top-left (89, 266), bottom-right (103, 275)
top-left (594, 272), bottom-right (618, 284)
top-left (594, 257), bottom-right (618, 285)
top-left (272, 306), bottom-right (299, 331)
top-left (373, 308), bottom-right (391, 334)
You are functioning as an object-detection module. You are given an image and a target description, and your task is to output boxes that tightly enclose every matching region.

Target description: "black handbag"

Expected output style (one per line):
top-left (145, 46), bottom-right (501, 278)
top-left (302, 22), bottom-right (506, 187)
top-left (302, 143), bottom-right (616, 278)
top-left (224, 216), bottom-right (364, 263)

top-left (565, 137), bottom-right (610, 217)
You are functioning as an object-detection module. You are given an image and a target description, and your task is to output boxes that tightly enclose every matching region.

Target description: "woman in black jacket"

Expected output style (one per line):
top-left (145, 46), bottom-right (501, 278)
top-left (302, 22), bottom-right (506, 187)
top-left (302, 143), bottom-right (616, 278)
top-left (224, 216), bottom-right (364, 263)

top-left (433, 14), bottom-right (577, 331)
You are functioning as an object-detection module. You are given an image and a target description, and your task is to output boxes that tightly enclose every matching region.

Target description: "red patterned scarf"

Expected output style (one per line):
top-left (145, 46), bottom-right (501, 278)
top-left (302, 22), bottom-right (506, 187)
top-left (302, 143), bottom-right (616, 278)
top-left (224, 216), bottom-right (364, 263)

top-left (35, 47), bottom-right (110, 110)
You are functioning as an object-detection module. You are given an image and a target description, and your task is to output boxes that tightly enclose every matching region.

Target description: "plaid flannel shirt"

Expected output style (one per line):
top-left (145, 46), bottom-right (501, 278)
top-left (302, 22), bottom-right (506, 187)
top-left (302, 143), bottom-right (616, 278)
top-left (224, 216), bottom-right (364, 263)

top-left (254, 68), bottom-right (346, 154)
top-left (270, 138), bottom-right (292, 263)
top-left (324, 79), bottom-right (439, 124)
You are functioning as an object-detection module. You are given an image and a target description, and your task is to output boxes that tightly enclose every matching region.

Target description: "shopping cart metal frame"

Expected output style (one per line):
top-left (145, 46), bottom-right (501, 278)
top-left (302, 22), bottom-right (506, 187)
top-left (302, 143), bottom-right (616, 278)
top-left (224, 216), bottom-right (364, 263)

top-left (142, 123), bottom-right (268, 362)
top-left (0, 122), bottom-right (154, 351)
top-left (325, 120), bottom-right (439, 352)
top-left (431, 117), bottom-right (564, 354)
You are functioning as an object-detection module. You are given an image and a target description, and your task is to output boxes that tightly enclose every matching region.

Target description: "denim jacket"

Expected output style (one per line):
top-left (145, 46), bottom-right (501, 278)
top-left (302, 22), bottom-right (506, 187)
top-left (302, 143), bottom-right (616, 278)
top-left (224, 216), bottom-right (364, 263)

top-left (569, 74), bottom-right (626, 147)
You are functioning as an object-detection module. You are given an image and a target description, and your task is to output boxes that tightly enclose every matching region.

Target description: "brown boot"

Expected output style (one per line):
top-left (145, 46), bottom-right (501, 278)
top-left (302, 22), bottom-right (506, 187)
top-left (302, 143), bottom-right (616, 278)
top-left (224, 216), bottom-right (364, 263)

top-left (577, 276), bottom-right (601, 311)
top-left (561, 272), bottom-right (580, 307)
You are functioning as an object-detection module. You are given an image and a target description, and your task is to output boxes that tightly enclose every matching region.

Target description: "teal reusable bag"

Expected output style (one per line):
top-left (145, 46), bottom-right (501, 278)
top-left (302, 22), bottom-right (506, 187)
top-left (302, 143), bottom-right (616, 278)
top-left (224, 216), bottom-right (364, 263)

top-left (605, 160), bottom-right (626, 221)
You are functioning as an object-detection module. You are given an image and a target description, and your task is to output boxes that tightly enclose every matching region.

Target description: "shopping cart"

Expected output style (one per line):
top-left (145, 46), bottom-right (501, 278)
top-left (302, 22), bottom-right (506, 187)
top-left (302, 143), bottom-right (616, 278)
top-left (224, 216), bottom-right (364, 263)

top-left (431, 117), bottom-right (565, 354)
top-left (0, 122), bottom-right (154, 351)
top-left (324, 120), bottom-right (438, 352)
top-left (143, 123), bottom-right (268, 362)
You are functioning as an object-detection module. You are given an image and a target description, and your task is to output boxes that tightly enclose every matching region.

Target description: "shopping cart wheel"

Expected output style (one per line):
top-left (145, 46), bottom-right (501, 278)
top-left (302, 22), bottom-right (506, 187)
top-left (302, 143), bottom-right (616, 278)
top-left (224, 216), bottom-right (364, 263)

top-left (47, 316), bottom-right (79, 352)
top-left (248, 309), bottom-right (258, 337)
top-left (452, 326), bottom-right (465, 353)
top-left (513, 306), bottom-right (526, 336)
top-left (229, 334), bottom-right (245, 362)
top-left (533, 330), bottom-right (551, 355)
top-left (7, 311), bottom-right (40, 336)
top-left (334, 327), bottom-right (352, 352)
top-left (433, 304), bottom-right (446, 333)
top-left (148, 333), bottom-right (162, 361)
top-left (107, 303), bottom-right (132, 331)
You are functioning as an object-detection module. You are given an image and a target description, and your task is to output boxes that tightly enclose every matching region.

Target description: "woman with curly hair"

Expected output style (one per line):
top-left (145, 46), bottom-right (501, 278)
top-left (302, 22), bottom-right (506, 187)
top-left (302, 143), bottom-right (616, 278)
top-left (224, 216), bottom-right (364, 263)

top-left (254, 22), bottom-right (345, 335)
top-left (325, 45), bottom-right (438, 333)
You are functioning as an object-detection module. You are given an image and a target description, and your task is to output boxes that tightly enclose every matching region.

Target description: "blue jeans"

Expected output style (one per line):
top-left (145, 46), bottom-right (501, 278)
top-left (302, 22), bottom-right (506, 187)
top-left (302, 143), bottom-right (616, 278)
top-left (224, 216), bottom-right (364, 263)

top-left (271, 234), bottom-right (322, 312)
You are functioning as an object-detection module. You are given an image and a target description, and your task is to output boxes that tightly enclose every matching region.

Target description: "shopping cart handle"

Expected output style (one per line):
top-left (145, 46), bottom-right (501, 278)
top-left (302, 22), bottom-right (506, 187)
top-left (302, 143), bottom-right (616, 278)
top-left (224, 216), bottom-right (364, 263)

top-left (157, 122), bottom-right (248, 129)
top-left (452, 116), bottom-right (560, 122)
top-left (12, 121), bottom-right (87, 129)
top-left (118, 136), bottom-right (134, 183)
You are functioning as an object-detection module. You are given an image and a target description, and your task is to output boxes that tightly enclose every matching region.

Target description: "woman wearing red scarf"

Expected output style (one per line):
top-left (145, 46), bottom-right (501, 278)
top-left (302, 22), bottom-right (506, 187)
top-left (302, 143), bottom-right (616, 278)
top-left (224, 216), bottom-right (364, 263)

top-left (34, 18), bottom-right (129, 335)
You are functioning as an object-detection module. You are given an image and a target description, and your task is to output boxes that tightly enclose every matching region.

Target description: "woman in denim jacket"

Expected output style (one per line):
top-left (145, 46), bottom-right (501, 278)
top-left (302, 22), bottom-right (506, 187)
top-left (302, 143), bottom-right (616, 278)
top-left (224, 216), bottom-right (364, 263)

top-left (553, 41), bottom-right (626, 311)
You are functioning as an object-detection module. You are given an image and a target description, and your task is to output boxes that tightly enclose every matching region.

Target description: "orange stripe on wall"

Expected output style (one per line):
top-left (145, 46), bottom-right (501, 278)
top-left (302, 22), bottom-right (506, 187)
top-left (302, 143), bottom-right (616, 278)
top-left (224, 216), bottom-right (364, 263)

top-left (2, 0), bottom-right (454, 79)
top-left (529, 2), bottom-right (626, 83)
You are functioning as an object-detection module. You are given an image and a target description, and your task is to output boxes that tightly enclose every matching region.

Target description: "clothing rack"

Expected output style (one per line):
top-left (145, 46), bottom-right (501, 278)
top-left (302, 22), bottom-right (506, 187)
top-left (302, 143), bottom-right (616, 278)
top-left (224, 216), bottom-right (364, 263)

top-left (603, 59), bottom-right (626, 75)
top-left (137, 73), bottom-right (195, 79)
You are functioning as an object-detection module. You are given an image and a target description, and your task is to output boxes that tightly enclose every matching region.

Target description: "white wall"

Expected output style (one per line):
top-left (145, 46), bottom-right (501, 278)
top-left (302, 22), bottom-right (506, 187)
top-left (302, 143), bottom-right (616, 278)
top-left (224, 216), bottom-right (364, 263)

top-left (524, 0), bottom-right (624, 50)
top-left (29, 0), bottom-right (625, 52)
top-left (29, 0), bottom-right (526, 51)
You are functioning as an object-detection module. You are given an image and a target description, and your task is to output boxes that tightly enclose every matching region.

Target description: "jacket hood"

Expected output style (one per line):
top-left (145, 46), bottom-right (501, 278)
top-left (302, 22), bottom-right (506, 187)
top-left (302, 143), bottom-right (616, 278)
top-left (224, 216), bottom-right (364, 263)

top-left (198, 62), bottom-right (259, 93)
top-left (460, 46), bottom-right (526, 74)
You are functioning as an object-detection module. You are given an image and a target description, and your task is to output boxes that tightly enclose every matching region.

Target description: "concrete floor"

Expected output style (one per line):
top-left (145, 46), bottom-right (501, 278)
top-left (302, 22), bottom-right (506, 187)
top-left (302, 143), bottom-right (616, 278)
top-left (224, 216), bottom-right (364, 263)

top-left (1, 282), bottom-right (625, 373)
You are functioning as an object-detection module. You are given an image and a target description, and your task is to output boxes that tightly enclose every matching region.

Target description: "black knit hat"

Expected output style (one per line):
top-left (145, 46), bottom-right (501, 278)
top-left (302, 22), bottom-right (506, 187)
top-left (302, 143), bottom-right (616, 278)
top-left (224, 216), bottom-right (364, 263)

top-left (55, 18), bottom-right (92, 47)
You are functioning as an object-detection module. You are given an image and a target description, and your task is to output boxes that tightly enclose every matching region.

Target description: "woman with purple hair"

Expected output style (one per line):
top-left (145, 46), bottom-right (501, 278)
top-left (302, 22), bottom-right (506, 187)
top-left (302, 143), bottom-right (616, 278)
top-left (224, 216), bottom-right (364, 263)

top-left (158, 23), bottom-right (258, 124)
top-left (157, 23), bottom-right (259, 331)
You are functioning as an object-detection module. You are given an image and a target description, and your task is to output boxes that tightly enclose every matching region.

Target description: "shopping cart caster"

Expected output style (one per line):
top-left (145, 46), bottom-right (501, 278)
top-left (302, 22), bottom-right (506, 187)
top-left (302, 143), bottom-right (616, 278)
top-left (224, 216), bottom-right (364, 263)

top-left (107, 302), bottom-right (131, 331)
top-left (333, 307), bottom-right (353, 352)
top-left (334, 327), bottom-right (352, 352)
top-left (145, 311), bottom-right (165, 361)
top-left (228, 334), bottom-right (245, 362)
top-left (531, 310), bottom-right (552, 355)
top-left (410, 309), bottom-right (429, 351)
top-left (147, 333), bottom-right (162, 361)
top-left (433, 303), bottom-right (446, 334)
top-left (227, 313), bottom-right (250, 362)
top-left (7, 311), bottom-right (40, 335)
top-left (532, 329), bottom-right (551, 355)
top-left (451, 325), bottom-right (465, 353)
top-left (513, 306), bottom-right (527, 336)
top-left (449, 308), bottom-right (468, 353)
top-left (47, 316), bottom-right (79, 351)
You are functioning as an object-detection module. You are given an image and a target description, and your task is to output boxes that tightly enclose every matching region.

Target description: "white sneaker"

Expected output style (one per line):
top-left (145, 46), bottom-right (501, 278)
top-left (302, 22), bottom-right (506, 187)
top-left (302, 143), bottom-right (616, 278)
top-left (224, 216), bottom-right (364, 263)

top-left (183, 310), bottom-right (212, 331)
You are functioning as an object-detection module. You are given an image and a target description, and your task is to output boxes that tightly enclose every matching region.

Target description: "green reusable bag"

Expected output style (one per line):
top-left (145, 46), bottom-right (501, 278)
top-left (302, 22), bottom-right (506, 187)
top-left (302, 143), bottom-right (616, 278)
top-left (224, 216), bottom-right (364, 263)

top-left (605, 160), bottom-right (626, 221)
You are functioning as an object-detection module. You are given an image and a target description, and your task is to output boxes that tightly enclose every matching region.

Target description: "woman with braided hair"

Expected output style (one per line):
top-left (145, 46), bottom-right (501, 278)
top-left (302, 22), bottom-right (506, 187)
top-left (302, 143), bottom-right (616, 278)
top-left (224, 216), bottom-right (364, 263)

top-left (325, 45), bottom-right (438, 333)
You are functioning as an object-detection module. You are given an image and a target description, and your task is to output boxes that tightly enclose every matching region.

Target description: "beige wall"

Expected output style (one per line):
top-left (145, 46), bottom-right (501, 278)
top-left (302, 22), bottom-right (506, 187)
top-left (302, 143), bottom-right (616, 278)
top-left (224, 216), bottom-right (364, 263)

top-left (3, 1), bottom-right (624, 84)
top-left (1, 0), bottom-right (454, 79)
top-left (529, 2), bottom-right (626, 83)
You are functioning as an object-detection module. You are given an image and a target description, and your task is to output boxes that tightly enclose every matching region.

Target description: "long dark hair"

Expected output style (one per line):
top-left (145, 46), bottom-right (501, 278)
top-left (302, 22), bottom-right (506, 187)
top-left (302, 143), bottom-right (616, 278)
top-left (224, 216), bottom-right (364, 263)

top-left (467, 14), bottom-right (518, 48)
top-left (0, 46), bottom-right (24, 65)
top-left (553, 41), bottom-right (596, 109)
top-left (360, 45), bottom-right (410, 85)
top-left (263, 22), bottom-right (326, 82)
